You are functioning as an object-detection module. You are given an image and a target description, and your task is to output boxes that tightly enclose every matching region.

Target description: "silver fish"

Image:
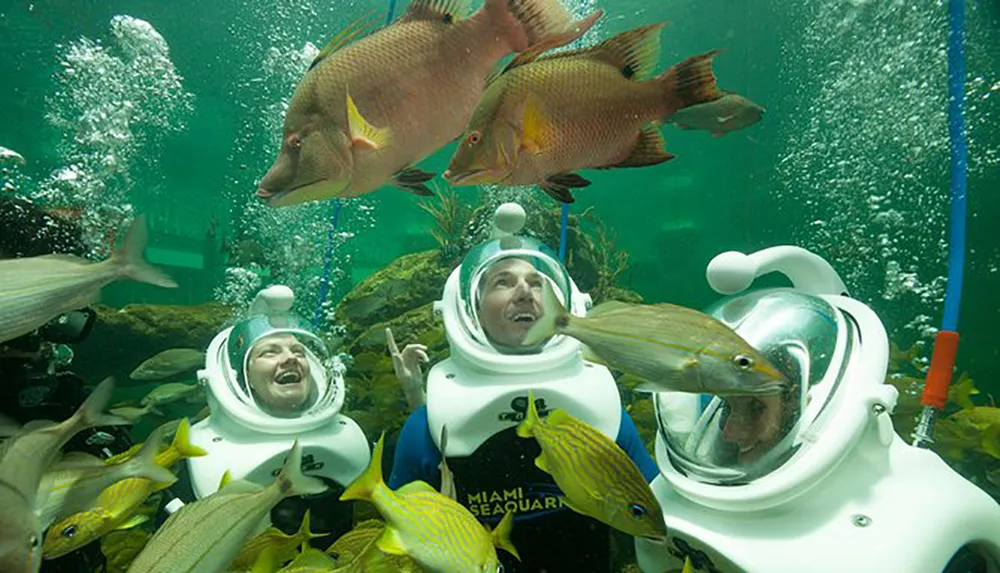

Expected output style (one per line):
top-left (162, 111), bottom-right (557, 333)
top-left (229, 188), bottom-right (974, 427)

top-left (126, 441), bottom-right (327, 573)
top-left (524, 281), bottom-right (789, 397)
top-left (0, 215), bottom-right (177, 345)
top-left (129, 349), bottom-right (205, 381)
top-left (0, 377), bottom-right (128, 573)
top-left (35, 425), bottom-right (176, 528)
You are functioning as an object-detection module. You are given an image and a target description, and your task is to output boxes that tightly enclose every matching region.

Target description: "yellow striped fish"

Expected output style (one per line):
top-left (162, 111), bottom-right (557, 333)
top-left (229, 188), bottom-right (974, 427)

top-left (42, 418), bottom-right (207, 559)
top-left (0, 215), bottom-right (177, 345)
top-left (523, 280), bottom-right (789, 397)
top-left (340, 433), bottom-right (518, 573)
top-left (325, 520), bottom-right (421, 572)
top-left (516, 389), bottom-right (667, 541)
top-left (229, 509), bottom-right (326, 571)
top-left (125, 441), bottom-right (326, 573)
top-left (35, 425), bottom-right (176, 529)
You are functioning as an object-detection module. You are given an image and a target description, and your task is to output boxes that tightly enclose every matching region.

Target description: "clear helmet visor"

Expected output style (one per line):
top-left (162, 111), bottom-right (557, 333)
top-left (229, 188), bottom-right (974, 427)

top-left (225, 312), bottom-right (338, 418)
top-left (458, 236), bottom-right (573, 353)
top-left (655, 290), bottom-right (843, 484)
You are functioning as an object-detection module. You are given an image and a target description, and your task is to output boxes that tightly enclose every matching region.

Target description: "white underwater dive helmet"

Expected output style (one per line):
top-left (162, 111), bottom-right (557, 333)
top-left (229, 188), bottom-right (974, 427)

top-left (426, 202), bottom-right (623, 457)
top-left (635, 247), bottom-right (1000, 573)
top-left (184, 285), bottom-right (370, 500)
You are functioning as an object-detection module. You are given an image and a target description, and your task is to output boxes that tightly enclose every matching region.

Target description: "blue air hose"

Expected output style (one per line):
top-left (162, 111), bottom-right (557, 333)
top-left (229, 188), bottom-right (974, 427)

top-left (912, 0), bottom-right (967, 447)
top-left (312, 2), bottom-right (400, 329)
top-left (558, 203), bottom-right (569, 263)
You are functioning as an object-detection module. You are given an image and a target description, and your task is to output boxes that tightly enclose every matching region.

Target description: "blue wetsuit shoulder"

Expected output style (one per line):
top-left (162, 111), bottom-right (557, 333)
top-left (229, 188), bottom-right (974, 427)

top-left (615, 406), bottom-right (660, 483)
top-left (388, 406), bottom-right (442, 490)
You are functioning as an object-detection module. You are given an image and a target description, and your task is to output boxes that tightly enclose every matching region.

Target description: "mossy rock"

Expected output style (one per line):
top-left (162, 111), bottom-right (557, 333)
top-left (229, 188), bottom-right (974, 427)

top-left (333, 250), bottom-right (451, 345)
top-left (342, 304), bottom-right (448, 439)
top-left (71, 302), bottom-right (233, 386)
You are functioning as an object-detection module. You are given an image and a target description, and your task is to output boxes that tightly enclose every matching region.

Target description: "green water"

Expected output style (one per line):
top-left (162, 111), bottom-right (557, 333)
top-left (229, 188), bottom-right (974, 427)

top-left (1, 2), bottom-right (999, 406)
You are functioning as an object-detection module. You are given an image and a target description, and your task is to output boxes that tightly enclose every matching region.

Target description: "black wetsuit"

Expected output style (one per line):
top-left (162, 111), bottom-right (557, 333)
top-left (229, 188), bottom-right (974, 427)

top-left (388, 405), bottom-right (659, 573)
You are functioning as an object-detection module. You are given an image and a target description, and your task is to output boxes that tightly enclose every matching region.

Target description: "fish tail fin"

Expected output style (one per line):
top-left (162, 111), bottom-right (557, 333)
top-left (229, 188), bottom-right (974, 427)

top-left (168, 418), bottom-right (209, 460)
top-left (276, 441), bottom-right (329, 498)
top-left (341, 432), bottom-right (386, 502)
top-left (111, 215), bottom-right (178, 289)
top-left (521, 279), bottom-right (567, 346)
top-left (483, 0), bottom-right (573, 53)
top-left (251, 546), bottom-right (277, 573)
top-left (516, 389), bottom-right (539, 438)
top-left (126, 425), bottom-right (178, 485)
top-left (73, 377), bottom-right (131, 431)
top-left (657, 50), bottom-right (723, 122)
top-left (492, 511), bottom-right (521, 561)
top-left (982, 424), bottom-right (1000, 460)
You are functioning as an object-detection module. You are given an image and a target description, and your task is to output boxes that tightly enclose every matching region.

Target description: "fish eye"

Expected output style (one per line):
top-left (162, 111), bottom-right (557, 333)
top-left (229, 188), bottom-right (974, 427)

top-left (732, 354), bottom-right (754, 371)
top-left (28, 533), bottom-right (39, 549)
top-left (496, 566), bottom-right (504, 573)
top-left (629, 503), bottom-right (647, 518)
top-left (286, 133), bottom-right (302, 149)
top-left (467, 131), bottom-right (482, 145)
top-left (62, 525), bottom-right (77, 539)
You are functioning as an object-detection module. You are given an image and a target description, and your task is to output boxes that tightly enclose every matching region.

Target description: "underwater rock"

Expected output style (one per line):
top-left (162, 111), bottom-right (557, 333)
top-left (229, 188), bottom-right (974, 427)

top-left (71, 302), bottom-right (232, 386)
top-left (333, 250), bottom-right (451, 345)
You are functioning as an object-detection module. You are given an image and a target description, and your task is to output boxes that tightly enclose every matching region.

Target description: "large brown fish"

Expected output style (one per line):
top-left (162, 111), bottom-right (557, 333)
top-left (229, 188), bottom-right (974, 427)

top-left (257, 0), bottom-right (591, 207)
top-left (443, 23), bottom-right (723, 203)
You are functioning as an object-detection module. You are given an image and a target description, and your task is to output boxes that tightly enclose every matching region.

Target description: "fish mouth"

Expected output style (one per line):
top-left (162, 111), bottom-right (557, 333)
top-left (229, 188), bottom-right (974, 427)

top-left (257, 178), bottom-right (345, 207)
top-left (642, 534), bottom-right (668, 545)
top-left (442, 168), bottom-right (507, 187)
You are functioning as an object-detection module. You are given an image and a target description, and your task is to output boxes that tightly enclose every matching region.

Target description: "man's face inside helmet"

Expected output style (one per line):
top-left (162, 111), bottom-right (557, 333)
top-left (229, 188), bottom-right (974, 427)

top-left (477, 258), bottom-right (545, 349)
top-left (246, 333), bottom-right (312, 414)
top-left (720, 394), bottom-right (786, 463)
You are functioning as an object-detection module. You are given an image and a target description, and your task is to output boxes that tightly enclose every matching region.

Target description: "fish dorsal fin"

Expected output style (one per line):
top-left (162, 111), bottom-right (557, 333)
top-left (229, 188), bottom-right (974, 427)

top-left (51, 451), bottom-right (105, 470)
top-left (396, 481), bottom-right (438, 496)
top-left (586, 300), bottom-right (634, 317)
top-left (219, 478), bottom-right (265, 496)
top-left (310, 10), bottom-right (381, 71)
top-left (543, 22), bottom-right (664, 81)
top-left (34, 253), bottom-right (89, 264)
top-left (498, 10), bottom-right (604, 76)
top-left (600, 124), bottom-right (674, 169)
top-left (403, 0), bottom-right (470, 24)
top-left (545, 409), bottom-right (573, 426)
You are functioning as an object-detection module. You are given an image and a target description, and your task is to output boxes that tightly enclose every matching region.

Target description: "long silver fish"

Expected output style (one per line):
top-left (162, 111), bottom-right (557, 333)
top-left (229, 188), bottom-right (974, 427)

top-left (0, 215), bottom-right (177, 345)
top-left (129, 348), bottom-right (205, 381)
top-left (35, 425), bottom-right (176, 529)
top-left (523, 281), bottom-right (789, 396)
top-left (0, 377), bottom-right (128, 573)
top-left (126, 441), bottom-right (327, 573)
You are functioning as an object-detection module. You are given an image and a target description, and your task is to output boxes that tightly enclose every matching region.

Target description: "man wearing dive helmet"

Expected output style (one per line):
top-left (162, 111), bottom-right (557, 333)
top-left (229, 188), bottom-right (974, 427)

top-left (387, 204), bottom-right (658, 573)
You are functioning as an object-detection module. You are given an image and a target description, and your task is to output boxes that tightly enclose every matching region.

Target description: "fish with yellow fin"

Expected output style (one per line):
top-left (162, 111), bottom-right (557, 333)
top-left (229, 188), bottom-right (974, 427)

top-left (523, 280), bottom-right (789, 396)
top-left (517, 389), bottom-right (666, 541)
top-left (444, 23), bottom-right (722, 203)
top-left (340, 432), bottom-right (518, 572)
top-left (43, 418), bottom-right (208, 559)
top-left (229, 510), bottom-right (326, 571)
top-left (257, 0), bottom-right (595, 206)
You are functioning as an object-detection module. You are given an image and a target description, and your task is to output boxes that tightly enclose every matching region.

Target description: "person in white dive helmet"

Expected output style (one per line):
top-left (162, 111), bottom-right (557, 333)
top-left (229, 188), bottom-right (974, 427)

top-left (160, 285), bottom-right (371, 550)
top-left (634, 247), bottom-right (1000, 573)
top-left (386, 203), bottom-right (658, 573)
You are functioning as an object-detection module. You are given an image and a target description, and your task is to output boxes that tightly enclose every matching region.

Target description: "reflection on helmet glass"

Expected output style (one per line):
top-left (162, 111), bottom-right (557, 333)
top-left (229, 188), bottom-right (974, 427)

top-left (225, 312), bottom-right (338, 419)
top-left (656, 291), bottom-right (844, 484)
top-left (457, 237), bottom-right (573, 354)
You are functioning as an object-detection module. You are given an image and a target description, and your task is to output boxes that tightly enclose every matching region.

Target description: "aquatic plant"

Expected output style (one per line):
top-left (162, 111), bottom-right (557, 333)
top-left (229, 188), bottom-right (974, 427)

top-left (417, 183), bottom-right (474, 264)
top-left (581, 208), bottom-right (631, 305)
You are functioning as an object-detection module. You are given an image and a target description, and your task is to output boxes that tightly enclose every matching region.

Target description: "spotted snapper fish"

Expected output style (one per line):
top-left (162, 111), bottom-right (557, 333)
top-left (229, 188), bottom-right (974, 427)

top-left (257, 0), bottom-right (597, 206)
top-left (125, 441), bottom-right (326, 573)
top-left (524, 280), bottom-right (790, 396)
top-left (516, 389), bottom-right (666, 541)
top-left (0, 215), bottom-right (176, 345)
top-left (42, 418), bottom-right (207, 559)
top-left (0, 378), bottom-right (128, 573)
top-left (340, 432), bottom-right (518, 573)
top-left (443, 22), bottom-right (723, 203)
